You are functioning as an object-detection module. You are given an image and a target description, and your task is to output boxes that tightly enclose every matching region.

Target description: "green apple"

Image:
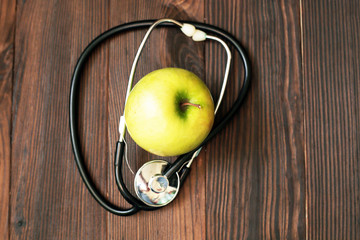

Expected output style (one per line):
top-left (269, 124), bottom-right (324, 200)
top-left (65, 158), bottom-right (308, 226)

top-left (124, 67), bottom-right (214, 156)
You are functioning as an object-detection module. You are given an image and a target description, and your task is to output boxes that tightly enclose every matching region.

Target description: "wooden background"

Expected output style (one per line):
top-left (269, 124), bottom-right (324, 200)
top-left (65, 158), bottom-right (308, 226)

top-left (0, 0), bottom-right (359, 239)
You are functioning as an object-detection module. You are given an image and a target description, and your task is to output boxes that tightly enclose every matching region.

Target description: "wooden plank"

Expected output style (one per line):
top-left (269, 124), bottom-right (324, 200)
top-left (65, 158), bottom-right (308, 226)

top-left (204, 0), bottom-right (305, 239)
top-left (0, 0), bottom-right (16, 239)
top-left (3, 0), bottom-right (359, 239)
top-left (302, 0), bottom-right (360, 239)
top-left (10, 0), bottom-right (109, 239)
top-left (107, 0), bottom-right (206, 239)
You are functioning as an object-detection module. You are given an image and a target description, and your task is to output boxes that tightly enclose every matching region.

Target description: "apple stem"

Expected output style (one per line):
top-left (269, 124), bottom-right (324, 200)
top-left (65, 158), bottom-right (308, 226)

top-left (181, 102), bottom-right (202, 109)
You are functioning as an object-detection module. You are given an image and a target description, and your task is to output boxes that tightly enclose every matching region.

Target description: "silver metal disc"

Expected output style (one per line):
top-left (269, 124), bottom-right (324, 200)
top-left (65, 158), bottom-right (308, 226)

top-left (134, 160), bottom-right (180, 207)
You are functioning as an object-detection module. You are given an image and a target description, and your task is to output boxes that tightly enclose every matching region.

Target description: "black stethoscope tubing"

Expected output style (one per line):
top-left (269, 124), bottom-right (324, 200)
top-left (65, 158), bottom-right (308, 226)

top-left (70, 20), bottom-right (251, 216)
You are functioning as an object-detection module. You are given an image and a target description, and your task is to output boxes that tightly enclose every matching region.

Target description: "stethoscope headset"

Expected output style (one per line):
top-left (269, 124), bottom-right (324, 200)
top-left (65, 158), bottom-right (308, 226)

top-left (70, 19), bottom-right (251, 216)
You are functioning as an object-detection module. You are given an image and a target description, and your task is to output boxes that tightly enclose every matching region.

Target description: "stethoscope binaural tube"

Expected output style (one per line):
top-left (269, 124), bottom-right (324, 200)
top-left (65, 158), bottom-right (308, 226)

top-left (69, 19), bottom-right (251, 216)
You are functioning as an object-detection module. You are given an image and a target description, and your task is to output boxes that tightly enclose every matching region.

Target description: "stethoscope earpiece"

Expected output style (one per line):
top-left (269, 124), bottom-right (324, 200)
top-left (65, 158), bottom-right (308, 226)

top-left (69, 19), bottom-right (251, 216)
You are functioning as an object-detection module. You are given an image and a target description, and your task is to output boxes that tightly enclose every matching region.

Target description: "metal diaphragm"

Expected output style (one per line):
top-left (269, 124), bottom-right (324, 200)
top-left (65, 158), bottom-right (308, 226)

top-left (134, 160), bottom-right (180, 207)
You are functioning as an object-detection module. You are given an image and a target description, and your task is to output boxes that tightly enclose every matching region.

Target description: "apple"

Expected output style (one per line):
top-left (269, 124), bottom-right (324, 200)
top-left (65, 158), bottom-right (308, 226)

top-left (124, 67), bottom-right (215, 156)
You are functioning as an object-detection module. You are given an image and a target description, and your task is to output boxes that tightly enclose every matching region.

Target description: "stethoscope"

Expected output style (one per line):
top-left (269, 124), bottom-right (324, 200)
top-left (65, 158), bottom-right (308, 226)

top-left (70, 19), bottom-right (251, 216)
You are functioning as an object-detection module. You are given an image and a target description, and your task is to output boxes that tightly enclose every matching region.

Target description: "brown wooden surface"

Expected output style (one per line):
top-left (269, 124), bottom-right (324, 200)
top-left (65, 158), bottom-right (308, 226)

top-left (0, 0), bottom-right (359, 239)
top-left (10, 1), bottom-right (108, 239)
top-left (0, 0), bottom-right (15, 239)
top-left (205, 0), bottom-right (305, 239)
top-left (302, 1), bottom-right (360, 239)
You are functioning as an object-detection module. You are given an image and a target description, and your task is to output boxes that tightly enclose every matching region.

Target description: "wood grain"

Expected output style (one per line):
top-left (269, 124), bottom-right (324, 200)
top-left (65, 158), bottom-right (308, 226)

top-left (302, 0), bottom-right (360, 239)
top-left (3, 0), bottom-right (360, 239)
top-left (10, 0), bottom-right (109, 239)
top-left (0, 0), bottom-right (15, 239)
top-left (107, 1), bottom-right (206, 239)
top-left (204, 0), bottom-right (305, 239)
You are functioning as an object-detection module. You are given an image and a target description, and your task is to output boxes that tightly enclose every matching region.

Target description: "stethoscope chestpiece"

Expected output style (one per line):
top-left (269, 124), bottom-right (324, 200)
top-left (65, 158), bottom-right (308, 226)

top-left (134, 160), bottom-right (180, 207)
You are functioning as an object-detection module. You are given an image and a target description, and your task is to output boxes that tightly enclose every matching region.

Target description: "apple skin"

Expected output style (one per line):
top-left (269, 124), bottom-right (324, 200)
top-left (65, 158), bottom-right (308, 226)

top-left (124, 67), bottom-right (214, 156)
